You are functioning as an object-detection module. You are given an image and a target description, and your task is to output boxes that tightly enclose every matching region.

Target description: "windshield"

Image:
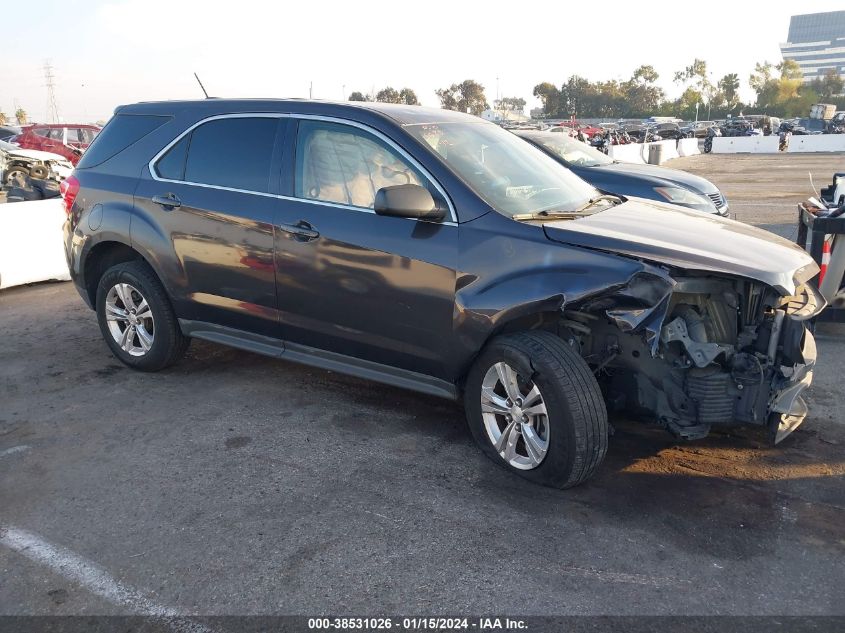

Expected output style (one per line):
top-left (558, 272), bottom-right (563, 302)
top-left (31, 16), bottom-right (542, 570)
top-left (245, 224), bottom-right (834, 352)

top-left (521, 133), bottom-right (614, 168)
top-left (405, 121), bottom-right (597, 217)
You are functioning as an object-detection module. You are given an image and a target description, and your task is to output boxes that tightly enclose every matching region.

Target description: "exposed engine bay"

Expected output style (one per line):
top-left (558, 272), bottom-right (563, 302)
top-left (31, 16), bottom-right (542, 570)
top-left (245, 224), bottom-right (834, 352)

top-left (562, 271), bottom-right (822, 443)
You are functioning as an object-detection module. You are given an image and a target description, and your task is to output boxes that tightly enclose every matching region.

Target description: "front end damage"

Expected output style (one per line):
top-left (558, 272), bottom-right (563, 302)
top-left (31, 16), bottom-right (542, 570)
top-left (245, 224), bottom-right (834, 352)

top-left (564, 269), bottom-right (823, 442)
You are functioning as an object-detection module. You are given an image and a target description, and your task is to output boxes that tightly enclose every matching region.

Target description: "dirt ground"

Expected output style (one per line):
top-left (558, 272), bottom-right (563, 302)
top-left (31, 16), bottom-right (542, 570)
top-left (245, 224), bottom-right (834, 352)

top-left (1, 152), bottom-right (844, 620)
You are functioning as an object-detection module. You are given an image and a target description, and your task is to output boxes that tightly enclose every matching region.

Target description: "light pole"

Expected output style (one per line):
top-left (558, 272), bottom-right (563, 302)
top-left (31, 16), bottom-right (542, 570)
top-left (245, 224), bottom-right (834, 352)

top-left (695, 102), bottom-right (700, 123)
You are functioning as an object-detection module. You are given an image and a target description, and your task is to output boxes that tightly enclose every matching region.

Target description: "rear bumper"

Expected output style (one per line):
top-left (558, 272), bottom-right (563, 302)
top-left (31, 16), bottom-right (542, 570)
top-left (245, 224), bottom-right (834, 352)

top-left (63, 217), bottom-right (93, 309)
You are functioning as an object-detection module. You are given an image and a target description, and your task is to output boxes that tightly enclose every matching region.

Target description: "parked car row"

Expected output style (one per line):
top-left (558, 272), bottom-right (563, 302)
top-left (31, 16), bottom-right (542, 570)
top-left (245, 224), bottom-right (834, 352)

top-left (536, 110), bottom-right (845, 145)
top-left (61, 100), bottom-right (821, 490)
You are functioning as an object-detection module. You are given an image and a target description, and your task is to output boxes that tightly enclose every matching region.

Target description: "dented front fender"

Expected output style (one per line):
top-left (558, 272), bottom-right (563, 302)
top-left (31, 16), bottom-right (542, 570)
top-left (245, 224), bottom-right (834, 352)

top-left (452, 213), bottom-right (675, 378)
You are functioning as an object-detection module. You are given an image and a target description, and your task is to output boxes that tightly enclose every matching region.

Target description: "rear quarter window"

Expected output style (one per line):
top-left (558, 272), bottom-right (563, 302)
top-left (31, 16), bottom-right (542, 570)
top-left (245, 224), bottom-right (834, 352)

top-left (76, 114), bottom-right (170, 169)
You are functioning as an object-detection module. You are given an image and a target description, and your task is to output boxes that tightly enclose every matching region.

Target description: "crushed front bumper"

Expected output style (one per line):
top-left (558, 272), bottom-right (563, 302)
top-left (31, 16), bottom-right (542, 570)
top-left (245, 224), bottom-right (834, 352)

top-left (769, 327), bottom-right (817, 443)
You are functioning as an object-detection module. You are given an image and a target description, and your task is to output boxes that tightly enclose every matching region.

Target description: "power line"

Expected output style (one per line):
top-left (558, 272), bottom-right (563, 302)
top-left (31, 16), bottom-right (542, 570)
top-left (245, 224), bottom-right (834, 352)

top-left (43, 60), bottom-right (60, 123)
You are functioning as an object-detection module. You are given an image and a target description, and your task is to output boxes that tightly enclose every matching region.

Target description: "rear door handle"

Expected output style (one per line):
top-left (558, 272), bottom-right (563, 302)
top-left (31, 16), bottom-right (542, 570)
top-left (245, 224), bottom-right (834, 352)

top-left (152, 193), bottom-right (182, 210)
top-left (277, 220), bottom-right (319, 242)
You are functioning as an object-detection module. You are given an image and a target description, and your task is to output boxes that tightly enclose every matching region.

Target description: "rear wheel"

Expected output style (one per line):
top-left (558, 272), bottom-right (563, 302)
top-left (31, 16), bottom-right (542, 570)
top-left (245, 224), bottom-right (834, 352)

top-left (464, 331), bottom-right (608, 488)
top-left (95, 261), bottom-right (189, 371)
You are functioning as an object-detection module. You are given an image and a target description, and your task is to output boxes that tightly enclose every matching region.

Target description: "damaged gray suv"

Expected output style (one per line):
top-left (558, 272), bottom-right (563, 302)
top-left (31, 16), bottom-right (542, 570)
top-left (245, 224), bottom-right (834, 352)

top-left (64, 100), bottom-right (823, 488)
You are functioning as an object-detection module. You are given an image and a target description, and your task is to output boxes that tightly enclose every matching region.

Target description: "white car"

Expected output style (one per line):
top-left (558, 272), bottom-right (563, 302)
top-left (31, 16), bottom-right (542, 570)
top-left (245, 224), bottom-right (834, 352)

top-left (0, 196), bottom-right (70, 289)
top-left (0, 139), bottom-right (74, 184)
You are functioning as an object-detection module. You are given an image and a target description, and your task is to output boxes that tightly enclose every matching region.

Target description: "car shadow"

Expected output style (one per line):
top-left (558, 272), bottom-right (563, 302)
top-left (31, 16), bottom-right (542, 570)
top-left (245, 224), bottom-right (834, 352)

top-left (161, 339), bottom-right (845, 561)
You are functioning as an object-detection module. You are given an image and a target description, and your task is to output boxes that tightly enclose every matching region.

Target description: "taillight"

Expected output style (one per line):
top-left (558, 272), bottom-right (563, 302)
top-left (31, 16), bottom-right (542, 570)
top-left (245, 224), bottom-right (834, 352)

top-left (60, 174), bottom-right (79, 215)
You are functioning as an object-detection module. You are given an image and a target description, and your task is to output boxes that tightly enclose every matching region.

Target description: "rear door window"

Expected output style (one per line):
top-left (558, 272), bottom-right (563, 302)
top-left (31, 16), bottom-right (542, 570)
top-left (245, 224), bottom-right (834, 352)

top-left (66, 128), bottom-right (84, 144)
top-left (80, 128), bottom-right (98, 144)
top-left (181, 117), bottom-right (278, 193)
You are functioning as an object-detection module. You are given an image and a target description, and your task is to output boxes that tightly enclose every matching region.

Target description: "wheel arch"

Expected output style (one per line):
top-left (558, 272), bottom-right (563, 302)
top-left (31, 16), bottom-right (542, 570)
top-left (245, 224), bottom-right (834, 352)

top-left (454, 307), bottom-right (565, 393)
top-left (82, 240), bottom-right (162, 307)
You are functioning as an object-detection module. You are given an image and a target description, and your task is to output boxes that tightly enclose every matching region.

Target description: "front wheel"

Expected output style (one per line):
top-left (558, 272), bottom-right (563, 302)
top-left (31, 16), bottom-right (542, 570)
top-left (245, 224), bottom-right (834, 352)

top-left (95, 260), bottom-right (189, 371)
top-left (464, 331), bottom-right (608, 488)
top-left (704, 138), bottom-right (713, 153)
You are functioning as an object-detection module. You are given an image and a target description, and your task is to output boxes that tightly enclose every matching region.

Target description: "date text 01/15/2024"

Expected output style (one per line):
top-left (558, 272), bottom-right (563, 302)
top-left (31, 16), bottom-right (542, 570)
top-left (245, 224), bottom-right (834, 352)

top-left (307, 617), bottom-right (528, 630)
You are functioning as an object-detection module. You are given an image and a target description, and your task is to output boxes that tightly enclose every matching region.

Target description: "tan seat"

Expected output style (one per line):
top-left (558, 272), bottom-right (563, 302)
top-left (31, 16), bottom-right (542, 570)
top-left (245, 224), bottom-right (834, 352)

top-left (301, 128), bottom-right (421, 209)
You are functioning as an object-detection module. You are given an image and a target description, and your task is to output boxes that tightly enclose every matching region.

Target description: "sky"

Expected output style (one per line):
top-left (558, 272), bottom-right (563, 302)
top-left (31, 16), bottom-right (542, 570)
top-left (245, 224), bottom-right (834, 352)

top-left (2, 0), bottom-right (844, 124)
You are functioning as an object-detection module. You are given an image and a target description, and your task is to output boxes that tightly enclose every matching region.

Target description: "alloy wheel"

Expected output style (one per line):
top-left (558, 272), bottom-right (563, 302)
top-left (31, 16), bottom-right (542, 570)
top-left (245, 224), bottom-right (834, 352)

top-left (480, 361), bottom-right (550, 470)
top-left (104, 283), bottom-right (155, 357)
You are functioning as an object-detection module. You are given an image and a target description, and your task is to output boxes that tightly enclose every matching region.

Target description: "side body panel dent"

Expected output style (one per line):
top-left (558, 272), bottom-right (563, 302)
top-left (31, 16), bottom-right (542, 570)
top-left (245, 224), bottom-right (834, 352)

top-left (452, 212), bottom-right (670, 379)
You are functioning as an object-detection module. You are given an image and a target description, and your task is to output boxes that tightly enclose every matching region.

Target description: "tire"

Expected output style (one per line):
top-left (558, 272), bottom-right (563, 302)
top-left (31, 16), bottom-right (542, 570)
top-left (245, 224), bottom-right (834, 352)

top-left (464, 331), bottom-right (608, 488)
top-left (95, 260), bottom-right (189, 371)
top-left (5, 186), bottom-right (41, 201)
top-left (30, 178), bottom-right (60, 199)
top-left (29, 165), bottom-right (49, 180)
top-left (4, 165), bottom-right (29, 185)
top-left (704, 138), bottom-right (712, 153)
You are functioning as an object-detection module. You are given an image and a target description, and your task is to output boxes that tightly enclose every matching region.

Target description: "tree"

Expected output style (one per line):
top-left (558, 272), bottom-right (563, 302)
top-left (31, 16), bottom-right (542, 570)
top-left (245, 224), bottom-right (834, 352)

top-left (675, 58), bottom-right (715, 106)
top-left (399, 88), bottom-right (419, 105)
top-left (495, 97), bottom-right (526, 113)
top-left (749, 59), bottom-right (817, 116)
top-left (348, 91), bottom-right (370, 102)
top-left (376, 86), bottom-right (401, 103)
top-left (674, 59), bottom-right (707, 84)
top-left (15, 108), bottom-right (27, 125)
top-left (560, 76), bottom-right (589, 117)
top-left (811, 68), bottom-right (844, 100)
top-left (749, 62), bottom-right (774, 94)
top-left (718, 73), bottom-right (741, 109)
top-left (677, 87), bottom-right (703, 120)
top-left (436, 79), bottom-right (488, 115)
top-left (774, 59), bottom-right (803, 103)
top-left (631, 64), bottom-right (659, 85)
top-left (623, 65), bottom-right (664, 117)
top-left (532, 82), bottom-right (560, 117)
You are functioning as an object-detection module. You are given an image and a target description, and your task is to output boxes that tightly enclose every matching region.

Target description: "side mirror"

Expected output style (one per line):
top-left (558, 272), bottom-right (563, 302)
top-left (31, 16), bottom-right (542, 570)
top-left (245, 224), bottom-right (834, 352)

top-left (374, 184), bottom-right (446, 221)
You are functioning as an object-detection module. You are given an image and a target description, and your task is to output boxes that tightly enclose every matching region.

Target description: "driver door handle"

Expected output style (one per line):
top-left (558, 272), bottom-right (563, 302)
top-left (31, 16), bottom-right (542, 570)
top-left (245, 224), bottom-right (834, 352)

top-left (277, 220), bottom-right (319, 242)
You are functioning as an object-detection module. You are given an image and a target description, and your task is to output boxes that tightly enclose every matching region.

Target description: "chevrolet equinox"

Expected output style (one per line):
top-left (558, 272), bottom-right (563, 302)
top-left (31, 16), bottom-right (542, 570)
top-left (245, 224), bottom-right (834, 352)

top-left (63, 100), bottom-right (823, 488)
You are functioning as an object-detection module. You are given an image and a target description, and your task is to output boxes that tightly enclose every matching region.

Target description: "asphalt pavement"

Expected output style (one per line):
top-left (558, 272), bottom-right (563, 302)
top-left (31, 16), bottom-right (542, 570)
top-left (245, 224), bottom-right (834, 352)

top-left (1, 152), bottom-right (844, 620)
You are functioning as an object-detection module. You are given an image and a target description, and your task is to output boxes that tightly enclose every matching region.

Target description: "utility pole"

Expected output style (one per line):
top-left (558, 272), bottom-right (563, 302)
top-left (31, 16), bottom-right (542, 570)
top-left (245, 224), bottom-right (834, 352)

top-left (342, 84), bottom-right (346, 101)
top-left (309, 81), bottom-right (313, 99)
top-left (43, 60), bottom-right (60, 123)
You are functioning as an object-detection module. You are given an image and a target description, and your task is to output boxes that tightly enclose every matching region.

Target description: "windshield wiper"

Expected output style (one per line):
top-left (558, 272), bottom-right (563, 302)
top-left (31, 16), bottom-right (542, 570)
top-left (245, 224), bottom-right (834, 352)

top-left (575, 194), bottom-right (623, 213)
top-left (512, 195), bottom-right (624, 222)
top-left (511, 209), bottom-right (595, 221)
